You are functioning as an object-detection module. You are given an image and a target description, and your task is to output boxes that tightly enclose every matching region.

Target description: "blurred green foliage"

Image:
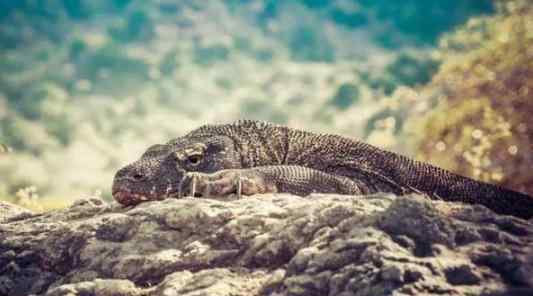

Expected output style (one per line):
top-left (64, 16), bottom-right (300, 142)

top-left (287, 23), bottom-right (335, 62)
top-left (108, 10), bottom-right (155, 42)
top-left (414, 0), bottom-right (533, 194)
top-left (330, 83), bottom-right (360, 110)
top-left (194, 44), bottom-right (230, 66)
top-left (360, 53), bottom-right (440, 95)
top-left (241, 98), bottom-right (288, 124)
top-left (232, 0), bottom-right (494, 43)
top-left (225, 0), bottom-right (494, 59)
top-left (78, 43), bottom-right (149, 92)
top-left (361, 0), bottom-right (494, 45)
top-left (386, 54), bottom-right (439, 88)
top-left (159, 49), bottom-right (180, 75)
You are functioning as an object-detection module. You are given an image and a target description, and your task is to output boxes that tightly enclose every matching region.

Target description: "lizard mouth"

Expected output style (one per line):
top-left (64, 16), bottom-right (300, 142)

top-left (112, 190), bottom-right (148, 206)
top-left (112, 188), bottom-right (180, 206)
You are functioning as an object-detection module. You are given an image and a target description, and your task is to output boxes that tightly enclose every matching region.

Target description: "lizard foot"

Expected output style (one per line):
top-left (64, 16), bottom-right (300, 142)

top-left (178, 169), bottom-right (278, 199)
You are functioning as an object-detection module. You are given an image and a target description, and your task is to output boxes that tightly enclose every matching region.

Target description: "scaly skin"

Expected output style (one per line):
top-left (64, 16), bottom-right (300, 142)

top-left (112, 120), bottom-right (533, 219)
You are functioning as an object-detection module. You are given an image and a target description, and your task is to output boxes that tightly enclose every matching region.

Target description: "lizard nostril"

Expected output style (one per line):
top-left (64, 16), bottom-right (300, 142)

top-left (132, 173), bottom-right (145, 181)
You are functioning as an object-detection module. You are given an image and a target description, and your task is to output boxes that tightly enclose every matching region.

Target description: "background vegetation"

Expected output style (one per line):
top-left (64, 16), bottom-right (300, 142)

top-left (411, 0), bottom-right (533, 194)
top-left (0, 0), bottom-right (529, 210)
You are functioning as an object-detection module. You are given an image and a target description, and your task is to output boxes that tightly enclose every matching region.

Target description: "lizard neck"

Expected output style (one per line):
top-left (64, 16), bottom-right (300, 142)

top-left (232, 122), bottom-right (289, 168)
top-left (284, 129), bottom-right (376, 169)
top-left (195, 120), bottom-right (290, 168)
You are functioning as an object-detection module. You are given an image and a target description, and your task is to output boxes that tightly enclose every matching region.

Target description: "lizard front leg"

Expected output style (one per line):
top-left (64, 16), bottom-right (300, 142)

top-left (178, 165), bottom-right (367, 199)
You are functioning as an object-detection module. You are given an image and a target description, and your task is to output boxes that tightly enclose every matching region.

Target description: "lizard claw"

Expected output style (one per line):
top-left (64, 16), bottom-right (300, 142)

top-left (178, 169), bottom-right (276, 200)
top-left (190, 173), bottom-right (198, 198)
top-left (236, 172), bottom-right (242, 199)
top-left (178, 172), bottom-right (199, 198)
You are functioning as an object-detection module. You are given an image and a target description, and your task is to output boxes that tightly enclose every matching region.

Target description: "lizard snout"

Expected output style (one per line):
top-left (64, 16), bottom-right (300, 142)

top-left (112, 166), bottom-right (149, 206)
top-left (112, 161), bottom-right (186, 206)
top-left (115, 166), bottom-right (148, 182)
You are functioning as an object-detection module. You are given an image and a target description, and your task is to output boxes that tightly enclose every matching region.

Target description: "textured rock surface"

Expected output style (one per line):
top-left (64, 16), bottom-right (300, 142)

top-left (0, 201), bottom-right (33, 223)
top-left (1, 194), bottom-right (532, 296)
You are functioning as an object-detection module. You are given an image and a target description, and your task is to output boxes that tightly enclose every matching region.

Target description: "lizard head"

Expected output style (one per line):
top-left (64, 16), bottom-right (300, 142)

top-left (112, 135), bottom-right (240, 205)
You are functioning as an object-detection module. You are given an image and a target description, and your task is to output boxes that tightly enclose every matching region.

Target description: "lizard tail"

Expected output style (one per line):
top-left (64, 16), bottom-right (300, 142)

top-left (383, 150), bottom-right (533, 219)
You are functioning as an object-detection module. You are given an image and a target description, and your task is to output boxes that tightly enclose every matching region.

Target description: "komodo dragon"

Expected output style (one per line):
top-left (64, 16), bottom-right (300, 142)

top-left (112, 120), bottom-right (533, 219)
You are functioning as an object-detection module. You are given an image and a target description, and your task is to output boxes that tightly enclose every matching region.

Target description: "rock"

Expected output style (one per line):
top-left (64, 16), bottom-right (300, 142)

top-left (0, 201), bottom-right (34, 223)
top-left (1, 193), bottom-right (532, 296)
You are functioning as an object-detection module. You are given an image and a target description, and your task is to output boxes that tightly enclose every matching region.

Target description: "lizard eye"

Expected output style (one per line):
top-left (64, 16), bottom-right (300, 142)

top-left (187, 154), bottom-right (203, 165)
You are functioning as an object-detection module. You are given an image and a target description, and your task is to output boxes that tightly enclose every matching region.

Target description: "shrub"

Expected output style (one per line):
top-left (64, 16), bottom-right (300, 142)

top-left (386, 54), bottom-right (439, 87)
top-left (330, 83), bottom-right (360, 110)
top-left (414, 3), bottom-right (533, 193)
top-left (361, 53), bottom-right (439, 95)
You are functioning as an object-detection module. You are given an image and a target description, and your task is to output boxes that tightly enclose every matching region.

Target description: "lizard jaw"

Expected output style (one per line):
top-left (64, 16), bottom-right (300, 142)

top-left (112, 189), bottom-right (154, 206)
top-left (112, 190), bottom-right (144, 206)
top-left (112, 188), bottom-right (181, 205)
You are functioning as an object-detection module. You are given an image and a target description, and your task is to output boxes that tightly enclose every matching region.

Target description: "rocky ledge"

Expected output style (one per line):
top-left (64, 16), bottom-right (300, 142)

top-left (1, 193), bottom-right (532, 296)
